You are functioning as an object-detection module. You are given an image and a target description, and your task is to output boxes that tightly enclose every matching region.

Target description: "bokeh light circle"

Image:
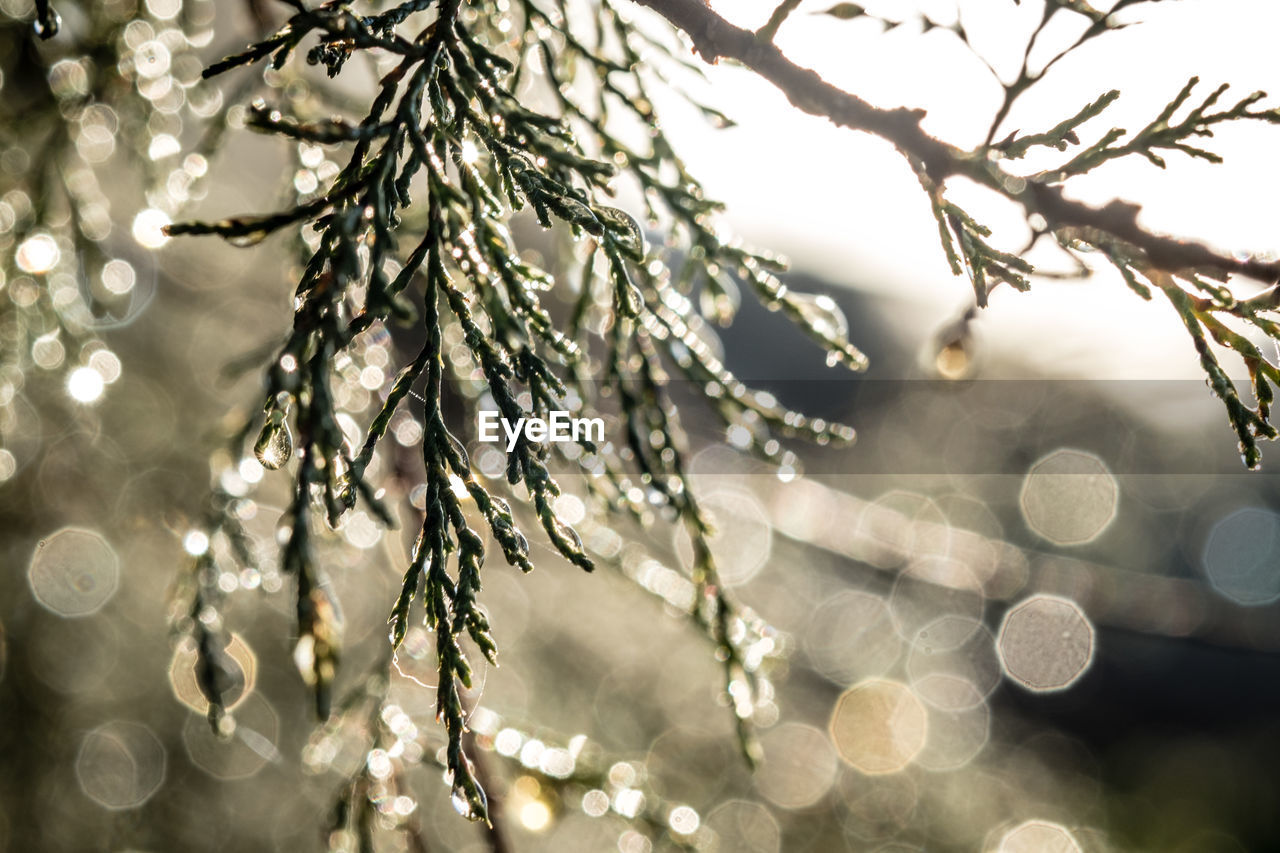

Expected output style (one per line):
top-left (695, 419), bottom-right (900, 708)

top-left (168, 633), bottom-right (257, 714)
top-left (673, 488), bottom-right (772, 586)
top-left (67, 366), bottom-right (105, 404)
top-left (858, 491), bottom-right (949, 566)
top-left (132, 208), bottom-right (171, 249)
top-left (182, 692), bottom-right (280, 780)
top-left (27, 527), bottom-right (119, 617)
top-left (76, 720), bottom-right (166, 810)
top-left (829, 679), bottom-right (927, 775)
top-left (906, 616), bottom-right (1000, 707)
top-left (15, 232), bottom-right (59, 273)
top-left (28, 616), bottom-right (117, 694)
top-left (754, 723), bottom-right (838, 809)
top-left (992, 820), bottom-right (1083, 853)
top-left (1201, 507), bottom-right (1280, 605)
top-left (911, 674), bottom-right (990, 772)
top-left (703, 800), bottom-right (781, 853)
top-left (838, 770), bottom-right (918, 841)
top-left (646, 728), bottom-right (737, 805)
top-left (997, 595), bottom-right (1095, 692)
top-left (1019, 449), bottom-right (1117, 546)
top-left (805, 590), bottom-right (903, 684)
top-left (889, 557), bottom-right (985, 641)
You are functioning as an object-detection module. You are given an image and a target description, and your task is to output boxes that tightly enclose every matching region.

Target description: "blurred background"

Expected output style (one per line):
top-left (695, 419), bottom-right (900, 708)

top-left (5, 0), bottom-right (1280, 851)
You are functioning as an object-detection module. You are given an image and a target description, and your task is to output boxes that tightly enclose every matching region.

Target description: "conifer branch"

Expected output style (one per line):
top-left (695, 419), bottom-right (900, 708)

top-left (631, 0), bottom-right (1280, 466)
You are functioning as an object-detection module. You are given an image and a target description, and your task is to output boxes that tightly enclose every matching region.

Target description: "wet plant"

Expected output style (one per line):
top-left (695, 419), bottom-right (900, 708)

top-left (11, 0), bottom-right (1280, 848)
top-left (159, 0), bottom-right (859, 829)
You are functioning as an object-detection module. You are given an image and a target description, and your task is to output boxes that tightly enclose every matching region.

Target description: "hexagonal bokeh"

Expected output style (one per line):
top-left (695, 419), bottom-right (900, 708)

top-left (991, 820), bottom-right (1083, 853)
top-left (829, 679), bottom-right (928, 776)
top-left (75, 720), bottom-right (166, 810)
top-left (1201, 507), bottom-right (1280, 606)
top-left (168, 633), bottom-right (257, 715)
top-left (27, 527), bottom-right (119, 617)
top-left (754, 723), bottom-right (838, 809)
top-left (1019, 450), bottom-right (1117, 546)
top-left (997, 595), bottom-right (1095, 692)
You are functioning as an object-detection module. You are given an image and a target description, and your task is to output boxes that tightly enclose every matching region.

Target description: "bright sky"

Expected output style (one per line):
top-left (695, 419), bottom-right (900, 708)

top-left (651, 0), bottom-right (1280, 382)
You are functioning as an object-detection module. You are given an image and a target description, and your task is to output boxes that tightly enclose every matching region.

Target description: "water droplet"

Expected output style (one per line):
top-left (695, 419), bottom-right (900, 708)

top-left (227, 230), bottom-right (268, 248)
top-left (934, 337), bottom-right (972, 380)
top-left (1241, 443), bottom-right (1262, 470)
top-left (555, 517), bottom-right (583, 552)
top-left (33, 5), bottom-right (61, 39)
top-left (595, 206), bottom-right (646, 260)
top-left (254, 420), bottom-right (293, 470)
top-left (450, 784), bottom-right (487, 821)
top-left (790, 292), bottom-right (848, 342)
top-left (292, 634), bottom-right (316, 685)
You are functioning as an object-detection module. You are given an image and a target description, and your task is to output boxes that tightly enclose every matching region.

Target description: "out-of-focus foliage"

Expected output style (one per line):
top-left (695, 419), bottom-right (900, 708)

top-left (0, 0), bottom-right (226, 425)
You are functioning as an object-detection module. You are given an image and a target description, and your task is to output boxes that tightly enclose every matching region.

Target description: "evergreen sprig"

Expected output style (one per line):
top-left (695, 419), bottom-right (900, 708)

top-left (25, 0), bottom-right (1280, 845)
top-left (166, 0), bottom-right (864, 823)
top-left (1041, 77), bottom-right (1280, 180)
top-left (782, 0), bottom-right (1280, 466)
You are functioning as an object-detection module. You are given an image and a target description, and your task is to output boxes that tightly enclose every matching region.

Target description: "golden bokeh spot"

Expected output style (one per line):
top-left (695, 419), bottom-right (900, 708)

top-left (829, 678), bottom-right (927, 775)
top-left (168, 632), bottom-right (257, 714)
